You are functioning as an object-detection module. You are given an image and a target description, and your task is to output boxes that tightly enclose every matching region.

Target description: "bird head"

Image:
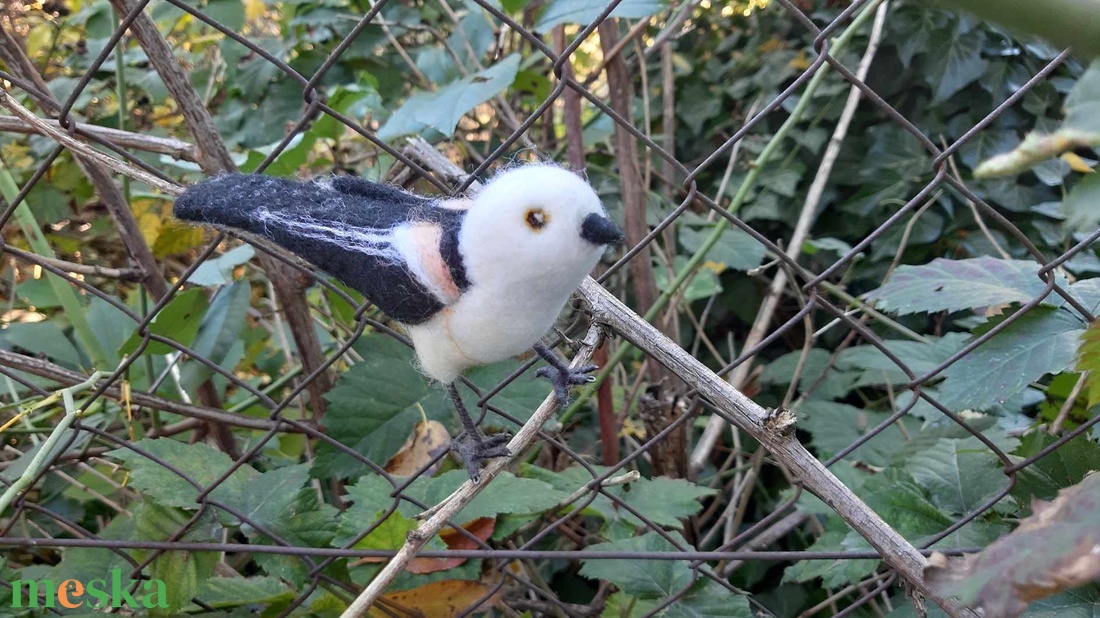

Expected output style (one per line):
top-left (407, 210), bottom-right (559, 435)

top-left (459, 164), bottom-right (622, 292)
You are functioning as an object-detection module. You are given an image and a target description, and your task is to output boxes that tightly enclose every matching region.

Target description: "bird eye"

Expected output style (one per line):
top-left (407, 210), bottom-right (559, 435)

top-left (525, 208), bottom-right (548, 231)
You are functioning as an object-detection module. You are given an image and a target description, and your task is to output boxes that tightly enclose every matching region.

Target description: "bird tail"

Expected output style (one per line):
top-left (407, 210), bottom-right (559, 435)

top-left (173, 173), bottom-right (306, 234)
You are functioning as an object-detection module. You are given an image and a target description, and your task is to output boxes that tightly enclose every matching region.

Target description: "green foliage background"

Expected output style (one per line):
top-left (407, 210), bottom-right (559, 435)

top-left (1, 0), bottom-right (1099, 615)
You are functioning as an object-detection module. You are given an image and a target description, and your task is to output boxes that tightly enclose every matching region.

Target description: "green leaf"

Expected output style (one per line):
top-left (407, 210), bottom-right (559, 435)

top-left (110, 439), bottom-right (252, 509)
top-left (1, 321), bottom-right (82, 367)
top-left (1063, 173), bottom-right (1100, 234)
top-left (580, 532), bottom-right (692, 599)
top-left (214, 463), bottom-right (338, 583)
top-left (536, 0), bottom-right (668, 29)
top-left (314, 335), bottom-right (441, 478)
top-left (837, 334), bottom-right (969, 389)
top-left (132, 500), bottom-right (219, 614)
top-left (203, 0), bottom-right (245, 31)
top-left (679, 226), bottom-right (765, 272)
top-left (180, 280), bottom-right (251, 391)
top-left (400, 470), bottom-right (568, 522)
top-left (924, 18), bottom-right (987, 105)
top-left (185, 244), bottom-right (255, 286)
top-left (188, 576), bottom-right (293, 611)
top-left (86, 296), bottom-right (135, 365)
top-left (119, 288), bottom-right (209, 356)
top-left (1076, 320), bottom-right (1100, 407)
top-left (796, 400), bottom-right (910, 468)
top-left (619, 477), bottom-right (716, 529)
top-left (1014, 433), bottom-right (1100, 503)
top-left (905, 437), bottom-right (1010, 515)
top-left (659, 580), bottom-right (752, 617)
top-left (938, 307), bottom-right (1085, 412)
top-left (379, 55), bottom-right (521, 139)
top-left (866, 257), bottom-right (1059, 316)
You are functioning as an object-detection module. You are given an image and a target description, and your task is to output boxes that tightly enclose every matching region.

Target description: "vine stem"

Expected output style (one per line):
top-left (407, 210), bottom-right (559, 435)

top-left (0, 371), bottom-right (108, 518)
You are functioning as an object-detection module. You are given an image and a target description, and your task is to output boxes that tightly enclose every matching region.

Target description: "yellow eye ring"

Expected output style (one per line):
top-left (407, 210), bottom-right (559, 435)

top-left (525, 208), bottom-right (548, 230)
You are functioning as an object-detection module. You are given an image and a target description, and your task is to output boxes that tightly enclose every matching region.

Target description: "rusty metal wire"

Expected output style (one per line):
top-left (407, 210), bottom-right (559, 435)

top-left (0, 0), bottom-right (1097, 615)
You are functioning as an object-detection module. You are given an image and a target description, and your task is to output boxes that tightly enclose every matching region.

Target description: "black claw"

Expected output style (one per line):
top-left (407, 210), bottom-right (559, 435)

top-left (452, 432), bottom-right (512, 483)
top-left (536, 363), bottom-right (600, 405)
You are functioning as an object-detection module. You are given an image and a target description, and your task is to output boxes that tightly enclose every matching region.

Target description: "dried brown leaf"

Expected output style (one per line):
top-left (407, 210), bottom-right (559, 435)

top-left (924, 472), bottom-right (1100, 617)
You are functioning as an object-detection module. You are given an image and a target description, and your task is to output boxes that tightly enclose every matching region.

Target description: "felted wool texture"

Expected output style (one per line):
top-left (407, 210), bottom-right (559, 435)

top-left (404, 165), bottom-right (614, 382)
top-left (174, 173), bottom-right (467, 325)
top-left (175, 166), bottom-right (620, 384)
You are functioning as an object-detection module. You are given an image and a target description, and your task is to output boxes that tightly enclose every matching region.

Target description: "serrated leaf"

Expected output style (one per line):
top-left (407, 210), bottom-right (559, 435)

top-left (659, 579), bottom-right (752, 617)
top-left (185, 244), bottom-right (255, 286)
top-left (401, 470), bottom-right (569, 522)
top-left (110, 439), bottom-right (252, 509)
top-left (536, 0), bottom-right (668, 29)
top-left (119, 288), bottom-right (209, 356)
top-left (215, 463), bottom-right (337, 583)
top-left (924, 473), bottom-right (1100, 617)
top-left (580, 532), bottom-right (692, 599)
top-left (866, 257), bottom-right (1057, 316)
top-left (938, 307), bottom-right (1085, 412)
top-left (188, 576), bottom-right (293, 611)
top-left (379, 55), bottom-right (520, 139)
top-left (619, 477), bottom-right (716, 529)
top-left (132, 501), bottom-right (219, 614)
top-left (795, 400), bottom-right (910, 468)
top-left (314, 335), bottom-right (439, 478)
top-left (905, 437), bottom-right (1009, 515)
top-left (1014, 433), bottom-right (1100, 504)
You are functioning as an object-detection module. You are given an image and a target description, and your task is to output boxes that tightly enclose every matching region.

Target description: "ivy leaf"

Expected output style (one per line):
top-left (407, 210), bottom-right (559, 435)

top-left (580, 532), bottom-right (692, 599)
top-left (110, 439), bottom-right (253, 509)
top-left (536, 0), bottom-right (668, 30)
top-left (924, 473), bottom-right (1100, 617)
top-left (938, 308), bottom-right (1085, 412)
top-left (379, 55), bottom-right (521, 139)
top-left (866, 257), bottom-right (1058, 316)
top-left (924, 17), bottom-right (987, 105)
top-left (1063, 174), bottom-right (1100, 236)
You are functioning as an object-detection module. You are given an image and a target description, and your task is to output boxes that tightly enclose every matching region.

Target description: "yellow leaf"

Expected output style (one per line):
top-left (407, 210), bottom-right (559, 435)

top-left (138, 213), bottom-right (162, 248)
top-left (1061, 152), bottom-right (1096, 173)
top-left (375, 578), bottom-right (502, 618)
top-left (152, 221), bottom-right (206, 257)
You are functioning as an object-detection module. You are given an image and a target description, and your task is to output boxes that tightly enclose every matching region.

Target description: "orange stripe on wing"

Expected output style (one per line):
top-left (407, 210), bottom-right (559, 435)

top-left (407, 222), bottom-right (462, 304)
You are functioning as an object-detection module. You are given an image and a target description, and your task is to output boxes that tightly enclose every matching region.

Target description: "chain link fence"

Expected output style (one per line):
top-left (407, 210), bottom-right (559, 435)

top-left (1, 0), bottom-right (1097, 615)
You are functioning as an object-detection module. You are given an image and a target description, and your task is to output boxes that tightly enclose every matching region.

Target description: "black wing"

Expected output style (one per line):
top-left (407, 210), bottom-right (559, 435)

top-left (173, 173), bottom-right (467, 324)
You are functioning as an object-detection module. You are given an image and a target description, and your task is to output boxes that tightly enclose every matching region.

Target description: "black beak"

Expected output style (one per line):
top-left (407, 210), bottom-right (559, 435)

top-left (581, 213), bottom-right (623, 246)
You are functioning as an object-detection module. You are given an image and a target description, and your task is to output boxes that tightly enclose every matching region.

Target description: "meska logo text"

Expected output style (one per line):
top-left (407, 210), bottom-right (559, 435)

top-left (10, 569), bottom-right (168, 609)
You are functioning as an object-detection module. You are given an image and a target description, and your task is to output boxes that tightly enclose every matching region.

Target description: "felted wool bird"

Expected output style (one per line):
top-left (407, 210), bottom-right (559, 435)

top-left (173, 164), bottom-right (623, 481)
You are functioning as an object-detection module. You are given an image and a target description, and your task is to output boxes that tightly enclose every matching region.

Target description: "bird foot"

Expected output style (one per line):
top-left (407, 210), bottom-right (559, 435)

top-left (452, 432), bottom-right (511, 483)
top-left (536, 363), bottom-right (599, 405)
